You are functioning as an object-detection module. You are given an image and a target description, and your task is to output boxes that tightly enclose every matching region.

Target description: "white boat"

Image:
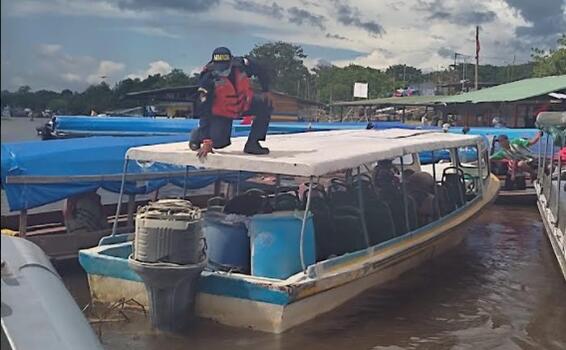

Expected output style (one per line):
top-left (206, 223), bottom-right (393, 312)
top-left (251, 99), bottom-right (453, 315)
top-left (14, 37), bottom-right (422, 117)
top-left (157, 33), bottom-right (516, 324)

top-left (1, 235), bottom-right (102, 350)
top-left (534, 112), bottom-right (566, 280)
top-left (79, 128), bottom-right (499, 333)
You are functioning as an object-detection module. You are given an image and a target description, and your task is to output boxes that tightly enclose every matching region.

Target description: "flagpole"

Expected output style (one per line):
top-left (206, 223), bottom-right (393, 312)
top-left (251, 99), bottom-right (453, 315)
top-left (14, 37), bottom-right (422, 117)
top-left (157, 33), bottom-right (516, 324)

top-left (475, 25), bottom-right (479, 90)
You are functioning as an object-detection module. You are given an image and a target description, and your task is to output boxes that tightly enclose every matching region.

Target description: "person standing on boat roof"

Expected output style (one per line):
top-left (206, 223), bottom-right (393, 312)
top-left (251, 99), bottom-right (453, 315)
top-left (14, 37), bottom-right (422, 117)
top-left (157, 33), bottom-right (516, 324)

top-left (189, 47), bottom-right (273, 158)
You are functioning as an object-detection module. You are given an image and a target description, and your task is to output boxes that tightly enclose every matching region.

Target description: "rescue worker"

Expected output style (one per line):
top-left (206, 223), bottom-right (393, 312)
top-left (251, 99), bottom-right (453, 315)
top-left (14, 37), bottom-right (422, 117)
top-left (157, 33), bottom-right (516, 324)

top-left (190, 47), bottom-right (273, 158)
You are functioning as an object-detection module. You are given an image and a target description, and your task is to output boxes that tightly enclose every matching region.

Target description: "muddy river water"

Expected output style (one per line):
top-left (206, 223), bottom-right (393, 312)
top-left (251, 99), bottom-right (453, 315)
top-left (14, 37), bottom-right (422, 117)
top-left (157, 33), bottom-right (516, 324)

top-left (58, 204), bottom-right (566, 350)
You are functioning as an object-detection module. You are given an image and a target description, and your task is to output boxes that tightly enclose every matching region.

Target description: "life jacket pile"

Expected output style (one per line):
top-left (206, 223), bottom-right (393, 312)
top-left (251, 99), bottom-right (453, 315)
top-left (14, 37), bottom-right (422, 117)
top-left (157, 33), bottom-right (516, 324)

top-left (208, 66), bottom-right (254, 118)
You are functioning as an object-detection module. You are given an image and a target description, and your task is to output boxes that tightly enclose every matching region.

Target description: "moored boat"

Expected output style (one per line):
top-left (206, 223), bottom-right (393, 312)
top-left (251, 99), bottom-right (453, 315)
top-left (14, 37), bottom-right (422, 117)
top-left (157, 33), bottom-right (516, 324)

top-left (534, 112), bottom-right (566, 280)
top-left (80, 128), bottom-right (499, 333)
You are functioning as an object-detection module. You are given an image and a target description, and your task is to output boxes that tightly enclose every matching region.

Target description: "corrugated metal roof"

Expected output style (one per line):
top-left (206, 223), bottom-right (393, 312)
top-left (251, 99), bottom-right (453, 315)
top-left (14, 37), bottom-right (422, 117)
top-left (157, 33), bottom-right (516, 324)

top-left (331, 75), bottom-right (566, 107)
top-left (443, 75), bottom-right (566, 104)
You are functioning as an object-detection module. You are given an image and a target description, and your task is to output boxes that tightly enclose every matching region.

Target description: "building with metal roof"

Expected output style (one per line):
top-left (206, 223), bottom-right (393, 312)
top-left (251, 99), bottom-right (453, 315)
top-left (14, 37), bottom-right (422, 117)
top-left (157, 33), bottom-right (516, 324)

top-left (331, 75), bottom-right (566, 127)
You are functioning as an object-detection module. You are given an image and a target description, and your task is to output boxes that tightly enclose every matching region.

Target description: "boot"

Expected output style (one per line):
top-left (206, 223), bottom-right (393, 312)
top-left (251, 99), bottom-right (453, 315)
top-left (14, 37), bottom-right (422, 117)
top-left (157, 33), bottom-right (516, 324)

top-left (189, 129), bottom-right (201, 151)
top-left (189, 141), bottom-right (201, 151)
top-left (244, 140), bottom-right (269, 155)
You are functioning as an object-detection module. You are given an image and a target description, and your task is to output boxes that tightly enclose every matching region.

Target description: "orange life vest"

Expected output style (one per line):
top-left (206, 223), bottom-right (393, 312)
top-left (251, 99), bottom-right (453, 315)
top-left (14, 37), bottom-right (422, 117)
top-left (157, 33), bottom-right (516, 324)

top-left (211, 68), bottom-right (254, 118)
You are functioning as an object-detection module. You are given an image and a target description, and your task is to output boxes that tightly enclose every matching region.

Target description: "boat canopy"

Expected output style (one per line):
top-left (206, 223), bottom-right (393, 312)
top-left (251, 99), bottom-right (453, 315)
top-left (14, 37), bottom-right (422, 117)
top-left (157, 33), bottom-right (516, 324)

top-left (1, 135), bottom-right (241, 211)
top-left (126, 129), bottom-right (483, 177)
top-left (535, 112), bottom-right (566, 129)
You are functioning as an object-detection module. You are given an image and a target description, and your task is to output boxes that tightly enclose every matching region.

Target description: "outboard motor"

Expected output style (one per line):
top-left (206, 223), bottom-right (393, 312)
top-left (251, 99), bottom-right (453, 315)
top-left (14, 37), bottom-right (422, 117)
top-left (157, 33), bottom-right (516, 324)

top-left (128, 199), bottom-right (207, 332)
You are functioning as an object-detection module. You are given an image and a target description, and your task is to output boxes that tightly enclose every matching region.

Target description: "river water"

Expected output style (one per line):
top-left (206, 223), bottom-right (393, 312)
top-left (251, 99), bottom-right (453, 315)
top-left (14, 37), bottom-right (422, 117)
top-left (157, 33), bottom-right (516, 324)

top-left (2, 118), bottom-right (565, 349)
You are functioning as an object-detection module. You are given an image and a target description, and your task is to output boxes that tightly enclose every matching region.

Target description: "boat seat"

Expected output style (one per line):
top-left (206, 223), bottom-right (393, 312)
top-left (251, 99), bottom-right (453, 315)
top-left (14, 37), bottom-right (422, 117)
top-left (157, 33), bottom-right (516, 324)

top-left (378, 186), bottom-right (418, 235)
top-left (207, 196), bottom-right (226, 213)
top-left (332, 205), bottom-right (367, 255)
top-left (436, 184), bottom-right (456, 216)
top-left (442, 168), bottom-right (466, 207)
top-left (273, 193), bottom-right (300, 211)
top-left (308, 197), bottom-right (336, 261)
top-left (363, 199), bottom-right (396, 245)
top-left (224, 190), bottom-right (271, 216)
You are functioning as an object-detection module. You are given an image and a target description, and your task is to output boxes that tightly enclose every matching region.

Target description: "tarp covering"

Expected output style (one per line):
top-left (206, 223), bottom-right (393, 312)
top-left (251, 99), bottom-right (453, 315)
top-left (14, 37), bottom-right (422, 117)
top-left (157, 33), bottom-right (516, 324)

top-left (127, 129), bottom-right (482, 177)
top-left (53, 116), bottom-right (200, 136)
top-left (1, 135), bottom-right (241, 211)
top-left (51, 116), bottom-right (423, 137)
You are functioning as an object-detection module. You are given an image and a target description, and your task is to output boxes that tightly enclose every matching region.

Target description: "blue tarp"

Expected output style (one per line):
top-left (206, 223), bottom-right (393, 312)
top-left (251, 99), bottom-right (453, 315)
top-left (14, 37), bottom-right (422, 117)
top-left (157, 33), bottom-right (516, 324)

top-left (1, 135), bottom-right (242, 211)
top-left (52, 116), bottom-right (430, 137)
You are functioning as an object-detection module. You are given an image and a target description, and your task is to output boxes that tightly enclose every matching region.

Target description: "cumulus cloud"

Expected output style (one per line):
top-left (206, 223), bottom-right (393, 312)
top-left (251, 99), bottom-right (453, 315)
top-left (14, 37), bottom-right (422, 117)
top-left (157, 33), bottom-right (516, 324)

top-left (38, 44), bottom-right (62, 56)
top-left (233, 0), bottom-right (284, 19)
top-left (504, 0), bottom-right (566, 44)
top-left (112, 0), bottom-right (219, 13)
top-left (128, 26), bottom-right (180, 38)
top-left (332, 0), bottom-right (385, 35)
top-left (87, 60), bottom-right (126, 84)
top-left (127, 60), bottom-right (173, 79)
top-left (415, 0), bottom-right (497, 25)
top-left (287, 7), bottom-right (326, 30)
top-left (325, 33), bottom-right (349, 41)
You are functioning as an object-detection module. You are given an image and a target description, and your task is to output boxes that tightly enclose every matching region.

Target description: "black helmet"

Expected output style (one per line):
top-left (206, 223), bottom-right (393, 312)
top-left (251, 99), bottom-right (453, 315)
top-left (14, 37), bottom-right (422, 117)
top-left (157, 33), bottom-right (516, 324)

top-left (210, 47), bottom-right (232, 72)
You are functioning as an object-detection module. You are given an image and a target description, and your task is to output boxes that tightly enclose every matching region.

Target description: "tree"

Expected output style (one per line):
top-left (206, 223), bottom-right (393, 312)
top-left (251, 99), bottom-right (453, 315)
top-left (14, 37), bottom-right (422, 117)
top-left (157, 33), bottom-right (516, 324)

top-left (248, 42), bottom-right (312, 97)
top-left (313, 64), bottom-right (395, 103)
top-left (385, 65), bottom-right (423, 85)
top-left (532, 34), bottom-right (566, 77)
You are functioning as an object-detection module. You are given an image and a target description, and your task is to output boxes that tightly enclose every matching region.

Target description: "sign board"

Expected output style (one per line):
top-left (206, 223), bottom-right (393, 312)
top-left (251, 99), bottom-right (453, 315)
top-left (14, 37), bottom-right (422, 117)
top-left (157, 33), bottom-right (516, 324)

top-left (353, 82), bottom-right (368, 98)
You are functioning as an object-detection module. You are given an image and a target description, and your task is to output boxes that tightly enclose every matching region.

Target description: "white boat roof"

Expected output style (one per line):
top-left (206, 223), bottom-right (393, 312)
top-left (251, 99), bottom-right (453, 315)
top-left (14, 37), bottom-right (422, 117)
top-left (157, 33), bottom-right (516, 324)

top-left (126, 128), bottom-right (482, 177)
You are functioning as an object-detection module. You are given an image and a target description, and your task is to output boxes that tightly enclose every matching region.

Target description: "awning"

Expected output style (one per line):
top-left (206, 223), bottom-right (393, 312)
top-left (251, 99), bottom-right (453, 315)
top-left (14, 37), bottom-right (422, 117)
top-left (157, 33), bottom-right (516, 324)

top-left (126, 129), bottom-right (482, 177)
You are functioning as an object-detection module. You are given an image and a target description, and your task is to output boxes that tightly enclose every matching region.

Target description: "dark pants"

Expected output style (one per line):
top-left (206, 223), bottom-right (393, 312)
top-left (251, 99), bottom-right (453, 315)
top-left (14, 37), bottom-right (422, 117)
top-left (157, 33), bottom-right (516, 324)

top-left (191, 96), bottom-right (272, 149)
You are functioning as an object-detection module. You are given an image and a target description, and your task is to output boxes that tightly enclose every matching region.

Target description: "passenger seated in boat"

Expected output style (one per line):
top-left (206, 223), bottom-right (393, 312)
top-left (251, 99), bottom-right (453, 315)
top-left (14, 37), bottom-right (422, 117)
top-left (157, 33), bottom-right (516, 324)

top-left (63, 192), bottom-right (109, 235)
top-left (490, 132), bottom-right (542, 180)
top-left (406, 172), bottom-right (436, 225)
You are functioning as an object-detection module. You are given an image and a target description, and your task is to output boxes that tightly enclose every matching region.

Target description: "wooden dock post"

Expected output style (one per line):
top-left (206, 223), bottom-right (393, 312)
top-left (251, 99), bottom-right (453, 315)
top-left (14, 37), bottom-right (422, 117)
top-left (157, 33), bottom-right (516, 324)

top-left (127, 194), bottom-right (136, 229)
top-left (18, 209), bottom-right (27, 238)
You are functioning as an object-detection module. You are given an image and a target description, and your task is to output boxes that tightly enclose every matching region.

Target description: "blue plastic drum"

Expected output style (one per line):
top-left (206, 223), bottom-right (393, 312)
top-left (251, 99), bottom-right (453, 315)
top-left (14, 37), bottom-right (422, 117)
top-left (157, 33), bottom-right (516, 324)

top-left (202, 212), bottom-right (250, 273)
top-left (249, 211), bottom-right (316, 280)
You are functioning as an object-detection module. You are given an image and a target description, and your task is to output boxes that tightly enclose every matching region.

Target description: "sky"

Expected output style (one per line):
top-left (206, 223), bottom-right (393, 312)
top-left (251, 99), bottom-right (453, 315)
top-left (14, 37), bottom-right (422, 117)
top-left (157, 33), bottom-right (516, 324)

top-left (1, 0), bottom-right (564, 92)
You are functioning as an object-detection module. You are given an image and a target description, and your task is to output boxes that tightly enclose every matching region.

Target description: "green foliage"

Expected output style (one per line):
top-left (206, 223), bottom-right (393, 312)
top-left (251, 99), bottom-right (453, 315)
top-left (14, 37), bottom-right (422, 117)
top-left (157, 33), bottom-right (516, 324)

top-left (532, 34), bottom-right (566, 77)
top-left (1, 40), bottom-right (563, 114)
top-left (314, 64), bottom-right (395, 103)
top-left (385, 65), bottom-right (423, 85)
top-left (248, 41), bottom-right (312, 97)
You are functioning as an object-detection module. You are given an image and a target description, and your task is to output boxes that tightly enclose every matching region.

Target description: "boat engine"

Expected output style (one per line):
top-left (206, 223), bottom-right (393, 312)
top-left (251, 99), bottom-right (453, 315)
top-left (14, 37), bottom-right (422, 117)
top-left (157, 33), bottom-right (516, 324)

top-left (128, 199), bottom-right (207, 332)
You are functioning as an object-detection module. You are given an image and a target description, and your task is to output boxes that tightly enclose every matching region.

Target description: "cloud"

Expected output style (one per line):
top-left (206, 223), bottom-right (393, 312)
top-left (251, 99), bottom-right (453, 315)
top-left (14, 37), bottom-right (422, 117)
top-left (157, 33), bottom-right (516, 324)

top-left (86, 60), bottom-right (126, 84)
top-left (38, 44), bottom-right (62, 56)
top-left (233, 0), bottom-right (284, 19)
top-left (437, 47), bottom-right (456, 59)
top-left (504, 0), bottom-right (566, 43)
top-left (62, 73), bottom-right (82, 82)
top-left (325, 33), bottom-right (349, 41)
top-left (127, 60), bottom-right (173, 79)
top-left (127, 26), bottom-right (180, 38)
top-left (332, 0), bottom-right (384, 36)
top-left (112, 0), bottom-right (219, 13)
top-left (287, 7), bottom-right (326, 30)
top-left (415, 0), bottom-right (497, 25)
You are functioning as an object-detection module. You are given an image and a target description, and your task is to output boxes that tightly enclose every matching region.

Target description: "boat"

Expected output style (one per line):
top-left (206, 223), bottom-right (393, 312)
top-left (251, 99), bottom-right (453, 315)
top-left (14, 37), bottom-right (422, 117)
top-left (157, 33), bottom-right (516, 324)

top-left (1, 235), bottom-right (103, 350)
top-left (79, 128), bottom-right (499, 333)
top-left (534, 111), bottom-right (566, 280)
top-left (0, 135), bottom-right (242, 259)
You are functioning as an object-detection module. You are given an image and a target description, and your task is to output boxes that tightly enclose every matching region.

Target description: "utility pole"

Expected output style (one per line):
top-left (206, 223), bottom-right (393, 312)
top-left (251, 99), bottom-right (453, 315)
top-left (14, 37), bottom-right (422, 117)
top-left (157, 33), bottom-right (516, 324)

top-left (475, 25), bottom-right (479, 90)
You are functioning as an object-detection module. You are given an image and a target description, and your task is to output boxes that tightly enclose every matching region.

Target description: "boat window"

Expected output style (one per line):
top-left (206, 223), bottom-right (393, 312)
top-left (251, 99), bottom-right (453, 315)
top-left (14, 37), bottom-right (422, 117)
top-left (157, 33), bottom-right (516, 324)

top-left (392, 154), bottom-right (414, 166)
